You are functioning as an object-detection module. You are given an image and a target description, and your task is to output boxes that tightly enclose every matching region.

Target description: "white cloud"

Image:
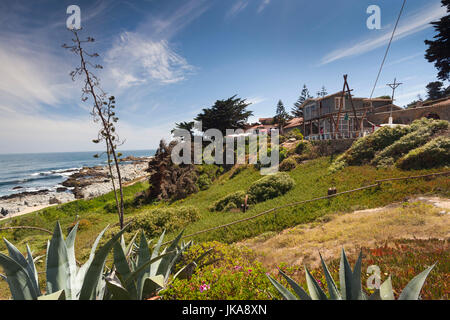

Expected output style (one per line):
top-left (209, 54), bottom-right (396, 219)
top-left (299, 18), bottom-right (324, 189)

top-left (105, 32), bottom-right (194, 88)
top-left (257, 0), bottom-right (271, 13)
top-left (320, 3), bottom-right (446, 65)
top-left (247, 96), bottom-right (266, 105)
top-left (0, 111), bottom-right (172, 153)
top-left (227, 1), bottom-right (249, 19)
top-left (0, 40), bottom-right (73, 113)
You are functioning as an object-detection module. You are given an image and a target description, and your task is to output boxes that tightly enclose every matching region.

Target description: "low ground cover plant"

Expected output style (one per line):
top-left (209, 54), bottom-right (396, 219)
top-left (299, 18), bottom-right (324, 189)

top-left (129, 206), bottom-right (200, 238)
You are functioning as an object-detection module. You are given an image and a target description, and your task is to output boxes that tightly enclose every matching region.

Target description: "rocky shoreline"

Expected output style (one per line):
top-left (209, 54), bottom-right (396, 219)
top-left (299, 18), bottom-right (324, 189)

top-left (0, 157), bottom-right (151, 218)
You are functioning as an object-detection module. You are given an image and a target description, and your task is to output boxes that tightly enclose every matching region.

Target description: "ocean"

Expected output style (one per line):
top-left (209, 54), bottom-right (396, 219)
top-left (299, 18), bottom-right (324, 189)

top-left (0, 150), bottom-right (155, 197)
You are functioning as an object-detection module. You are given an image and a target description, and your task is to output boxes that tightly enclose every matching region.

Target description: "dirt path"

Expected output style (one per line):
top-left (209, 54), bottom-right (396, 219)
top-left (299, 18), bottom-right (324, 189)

top-left (237, 196), bottom-right (450, 270)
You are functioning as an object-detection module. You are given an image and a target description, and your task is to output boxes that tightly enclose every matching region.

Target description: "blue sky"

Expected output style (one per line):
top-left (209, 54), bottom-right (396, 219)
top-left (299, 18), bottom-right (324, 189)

top-left (0, 0), bottom-right (447, 153)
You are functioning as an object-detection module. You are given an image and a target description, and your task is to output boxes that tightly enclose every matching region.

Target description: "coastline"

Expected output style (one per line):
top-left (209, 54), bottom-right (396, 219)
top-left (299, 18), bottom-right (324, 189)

top-left (0, 157), bottom-right (151, 219)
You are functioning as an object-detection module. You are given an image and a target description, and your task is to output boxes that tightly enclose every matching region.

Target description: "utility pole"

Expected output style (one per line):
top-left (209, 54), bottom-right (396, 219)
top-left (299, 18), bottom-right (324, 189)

top-left (386, 78), bottom-right (402, 124)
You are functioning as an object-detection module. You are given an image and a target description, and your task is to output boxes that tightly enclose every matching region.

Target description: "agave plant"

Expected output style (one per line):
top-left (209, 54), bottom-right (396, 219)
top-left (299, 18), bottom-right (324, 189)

top-left (267, 249), bottom-right (435, 300)
top-left (0, 221), bottom-right (133, 300)
top-left (105, 230), bottom-right (210, 300)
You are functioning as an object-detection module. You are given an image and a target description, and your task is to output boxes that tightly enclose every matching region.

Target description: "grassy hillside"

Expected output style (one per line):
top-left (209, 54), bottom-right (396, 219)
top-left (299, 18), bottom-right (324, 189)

top-left (0, 156), bottom-right (448, 299)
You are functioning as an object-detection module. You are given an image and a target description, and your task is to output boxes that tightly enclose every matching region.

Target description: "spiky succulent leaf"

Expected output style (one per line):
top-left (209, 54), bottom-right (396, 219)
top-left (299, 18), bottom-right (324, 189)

top-left (319, 253), bottom-right (341, 300)
top-left (142, 275), bottom-right (165, 298)
top-left (266, 275), bottom-right (298, 300)
top-left (46, 222), bottom-right (70, 296)
top-left (339, 248), bottom-right (354, 300)
top-left (304, 266), bottom-right (328, 300)
top-left (2, 239), bottom-right (40, 297)
top-left (136, 231), bottom-right (151, 300)
top-left (278, 269), bottom-right (311, 300)
top-left (379, 276), bottom-right (395, 300)
top-left (156, 230), bottom-right (184, 283)
top-left (37, 289), bottom-right (65, 300)
top-left (0, 253), bottom-right (37, 300)
top-left (113, 241), bottom-right (137, 299)
top-left (351, 250), bottom-right (364, 300)
top-left (78, 225), bottom-right (129, 300)
top-left (25, 244), bottom-right (40, 296)
top-left (398, 264), bottom-right (435, 300)
top-left (149, 230), bottom-right (166, 276)
top-left (106, 277), bottom-right (131, 300)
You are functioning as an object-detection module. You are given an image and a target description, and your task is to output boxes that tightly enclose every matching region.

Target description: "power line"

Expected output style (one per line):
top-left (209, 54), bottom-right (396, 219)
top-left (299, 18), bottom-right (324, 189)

top-left (369, 0), bottom-right (407, 100)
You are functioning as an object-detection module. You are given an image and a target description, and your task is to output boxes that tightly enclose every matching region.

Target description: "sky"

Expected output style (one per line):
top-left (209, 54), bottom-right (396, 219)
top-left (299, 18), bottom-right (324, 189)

top-left (0, 0), bottom-right (447, 154)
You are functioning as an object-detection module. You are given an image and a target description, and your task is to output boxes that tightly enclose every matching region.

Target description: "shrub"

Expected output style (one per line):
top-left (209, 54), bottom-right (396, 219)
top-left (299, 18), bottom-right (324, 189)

top-left (295, 141), bottom-right (309, 155)
top-left (197, 174), bottom-right (212, 191)
top-left (130, 206), bottom-right (200, 238)
top-left (288, 128), bottom-right (304, 141)
top-left (212, 191), bottom-right (247, 212)
top-left (396, 136), bottom-right (450, 170)
top-left (279, 157), bottom-right (297, 171)
top-left (67, 218), bottom-right (91, 233)
top-left (161, 242), bottom-right (275, 300)
top-left (223, 202), bottom-right (238, 212)
top-left (372, 119), bottom-right (449, 167)
top-left (247, 172), bottom-right (295, 203)
top-left (329, 125), bottom-right (413, 172)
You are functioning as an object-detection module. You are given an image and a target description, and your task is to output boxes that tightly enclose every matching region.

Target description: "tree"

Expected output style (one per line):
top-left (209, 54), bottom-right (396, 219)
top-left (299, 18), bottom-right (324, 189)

top-left (63, 31), bottom-right (126, 229)
top-left (194, 95), bottom-right (253, 135)
top-left (424, 0), bottom-right (450, 81)
top-left (317, 86), bottom-right (328, 98)
top-left (292, 84), bottom-right (312, 117)
top-left (141, 140), bottom-right (198, 202)
top-left (274, 100), bottom-right (290, 133)
top-left (426, 81), bottom-right (445, 100)
top-left (171, 121), bottom-right (195, 138)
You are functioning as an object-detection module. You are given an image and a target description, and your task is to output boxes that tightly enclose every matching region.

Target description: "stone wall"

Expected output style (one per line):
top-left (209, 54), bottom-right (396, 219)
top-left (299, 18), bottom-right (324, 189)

top-left (367, 101), bottom-right (450, 125)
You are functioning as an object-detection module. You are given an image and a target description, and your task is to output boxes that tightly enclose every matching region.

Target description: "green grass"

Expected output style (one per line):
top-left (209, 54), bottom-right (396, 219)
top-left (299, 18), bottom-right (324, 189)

top-left (0, 156), bottom-right (448, 299)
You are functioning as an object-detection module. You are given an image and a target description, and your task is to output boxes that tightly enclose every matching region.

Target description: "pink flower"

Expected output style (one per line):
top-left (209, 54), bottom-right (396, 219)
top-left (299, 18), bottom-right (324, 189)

top-left (199, 284), bottom-right (210, 293)
top-left (234, 265), bottom-right (242, 270)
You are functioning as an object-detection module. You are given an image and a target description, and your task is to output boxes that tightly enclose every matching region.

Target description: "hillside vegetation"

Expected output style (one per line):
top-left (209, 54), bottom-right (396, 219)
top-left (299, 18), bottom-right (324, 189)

top-left (330, 118), bottom-right (449, 172)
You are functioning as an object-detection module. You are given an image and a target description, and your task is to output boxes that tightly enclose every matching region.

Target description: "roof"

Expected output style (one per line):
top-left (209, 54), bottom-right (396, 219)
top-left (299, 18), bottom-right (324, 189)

top-left (298, 91), bottom-right (393, 109)
top-left (284, 117), bottom-right (303, 129)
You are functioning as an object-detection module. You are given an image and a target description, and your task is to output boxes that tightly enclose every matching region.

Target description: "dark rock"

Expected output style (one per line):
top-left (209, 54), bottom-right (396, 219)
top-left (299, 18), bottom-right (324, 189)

top-left (0, 207), bottom-right (9, 216)
top-left (49, 197), bottom-right (61, 205)
top-left (56, 187), bottom-right (68, 193)
top-left (12, 186), bottom-right (23, 190)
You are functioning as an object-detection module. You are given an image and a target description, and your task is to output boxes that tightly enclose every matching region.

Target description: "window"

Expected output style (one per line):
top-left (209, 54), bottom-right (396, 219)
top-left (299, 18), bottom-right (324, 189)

top-left (335, 97), bottom-right (345, 110)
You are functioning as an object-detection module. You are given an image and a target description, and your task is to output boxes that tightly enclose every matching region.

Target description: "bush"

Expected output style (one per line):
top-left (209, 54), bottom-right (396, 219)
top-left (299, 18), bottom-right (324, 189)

top-left (130, 206), bottom-right (200, 238)
top-left (287, 128), bottom-right (303, 141)
top-left (212, 191), bottom-right (247, 212)
top-left (67, 219), bottom-right (91, 234)
top-left (396, 136), bottom-right (450, 170)
top-left (248, 172), bottom-right (295, 203)
top-left (372, 119), bottom-right (449, 167)
top-left (223, 202), bottom-right (238, 212)
top-left (197, 174), bottom-right (212, 191)
top-left (279, 157), bottom-right (297, 171)
top-left (329, 125), bottom-right (413, 172)
top-left (161, 242), bottom-right (274, 300)
top-left (295, 141), bottom-right (309, 155)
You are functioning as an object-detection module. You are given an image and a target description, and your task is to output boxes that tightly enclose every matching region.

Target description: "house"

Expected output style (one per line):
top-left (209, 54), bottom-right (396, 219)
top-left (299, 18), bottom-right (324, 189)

top-left (299, 91), bottom-right (396, 140)
top-left (245, 117), bottom-right (303, 135)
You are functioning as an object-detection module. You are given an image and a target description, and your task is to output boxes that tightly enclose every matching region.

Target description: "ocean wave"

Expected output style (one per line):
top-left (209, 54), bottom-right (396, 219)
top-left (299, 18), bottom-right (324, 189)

top-left (0, 174), bottom-right (65, 187)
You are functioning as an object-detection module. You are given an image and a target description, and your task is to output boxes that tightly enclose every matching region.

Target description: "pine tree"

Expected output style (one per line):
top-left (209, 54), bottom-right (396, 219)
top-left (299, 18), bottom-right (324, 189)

top-left (291, 85), bottom-right (312, 117)
top-left (275, 100), bottom-right (290, 133)
top-left (426, 81), bottom-right (445, 100)
top-left (424, 0), bottom-right (450, 81)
